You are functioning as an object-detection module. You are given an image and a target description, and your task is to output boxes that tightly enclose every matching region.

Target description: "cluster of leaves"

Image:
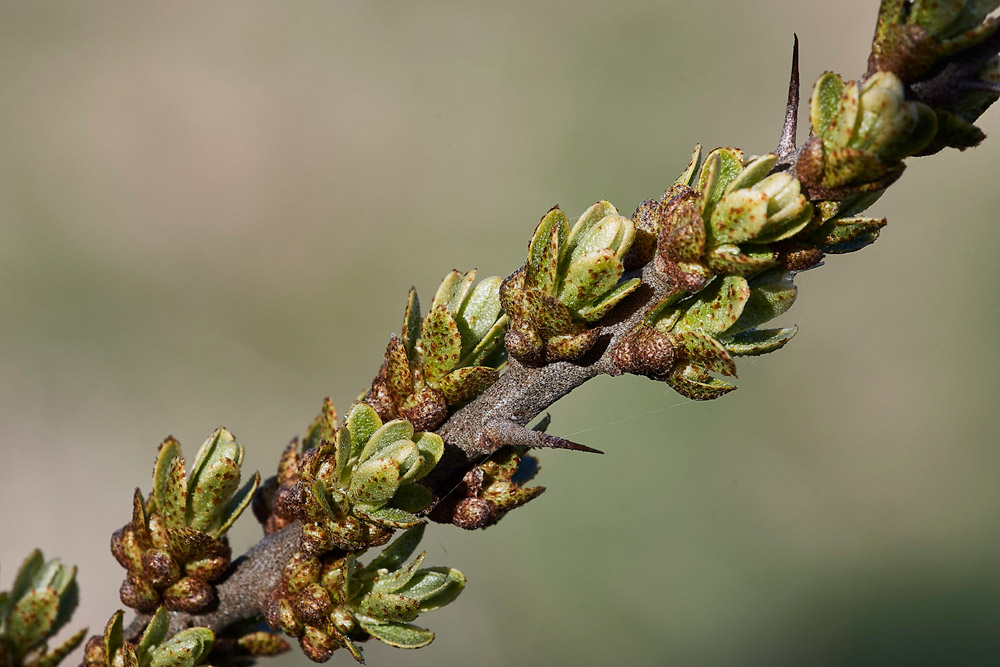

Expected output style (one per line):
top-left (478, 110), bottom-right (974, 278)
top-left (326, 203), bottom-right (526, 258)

top-left (254, 401), bottom-right (445, 556)
top-left (429, 445), bottom-right (544, 530)
top-left (83, 609), bottom-right (212, 667)
top-left (83, 608), bottom-right (287, 667)
top-left (367, 270), bottom-right (507, 431)
top-left (0, 552), bottom-right (84, 667)
top-left (499, 202), bottom-right (640, 365)
top-left (869, 0), bottom-right (1000, 154)
top-left (112, 429), bottom-right (260, 613)
top-left (265, 525), bottom-right (464, 663)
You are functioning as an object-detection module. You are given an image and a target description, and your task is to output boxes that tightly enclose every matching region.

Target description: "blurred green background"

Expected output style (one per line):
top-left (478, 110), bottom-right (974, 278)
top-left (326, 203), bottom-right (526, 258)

top-left (3, 1), bottom-right (1000, 665)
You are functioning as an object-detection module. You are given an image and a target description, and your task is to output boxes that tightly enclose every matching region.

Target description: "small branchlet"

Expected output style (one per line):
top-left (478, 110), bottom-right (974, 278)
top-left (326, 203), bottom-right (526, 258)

top-left (264, 525), bottom-right (464, 663)
top-left (366, 271), bottom-right (508, 431)
top-left (0, 551), bottom-right (84, 667)
top-left (111, 430), bottom-right (260, 614)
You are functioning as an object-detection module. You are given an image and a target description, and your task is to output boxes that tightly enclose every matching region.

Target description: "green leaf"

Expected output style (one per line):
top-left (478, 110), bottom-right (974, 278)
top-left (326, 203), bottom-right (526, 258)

top-left (724, 326), bottom-right (798, 356)
top-left (525, 210), bottom-right (563, 294)
top-left (564, 201), bottom-right (620, 265)
top-left (372, 552), bottom-right (427, 594)
top-left (810, 71), bottom-right (845, 139)
top-left (420, 305), bottom-right (463, 384)
top-left (161, 455), bottom-right (188, 531)
top-left (674, 143), bottom-right (702, 186)
top-left (704, 244), bottom-right (778, 275)
top-left (358, 592), bottom-right (420, 622)
top-left (558, 249), bottom-right (623, 312)
top-left (431, 269), bottom-right (476, 315)
top-left (407, 432), bottom-right (444, 482)
top-left (439, 366), bottom-right (500, 407)
top-left (664, 362), bottom-right (737, 401)
top-left (398, 567), bottom-right (466, 612)
top-left (364, 525), bottom-right (427, 574)
top-left (11, 550), bottom-right (44, 603)
top-left (457, 314), bottom-right (508, 368)
top-left (698, 148), bottom-right (744, 219)
top-left (355, 505), bottom-right (424, 529)
top-left (358, 419), bottom-right (415, 464)
top-left (401, 287), bottom-right (422, 357)
top-left (311, 479), bottom-right (345, 520)
top-left (723, 153), bottom-right (777, 194)
top-left (346, 403), bottom-right (382, 461)
top-left (349, 458), bottom-right (401, 505)
top-left (567, 212), bottom-right (634, 269)
top-left (709, 189), bottom-right (770, 244)
top-left (7, 588), bottom-right (59, 656)
top-left (138, 607), bottom-right (170, 666)
top-left (213, 472), bottom-right (259, 537)
top-left (153, 437), bottom-right (182, 518)
top-left (103, 610), bottom-right (125, 665)
top-left (379, 440), bottom-right (422, 484)
top-left (187, 430), bottom-right (244, 534)
top-left (669, 331), bottom-right (737, 377)
top-left (149, 627), bottom-right (213, 667)
top-left (357, 618), bottom-right (435, 649)
top-left (725, 269), bottom-right (797, 336)
top-left (576, 277), bottom-right (641, 323)
top-left (37, 626), bottom-right (87, 667)
top-left (455, 276), bottom-right (503, 355)
top-left (389, 483), bottom-right (435, 514)
top-left (673, 275), bottom-right (750, 336)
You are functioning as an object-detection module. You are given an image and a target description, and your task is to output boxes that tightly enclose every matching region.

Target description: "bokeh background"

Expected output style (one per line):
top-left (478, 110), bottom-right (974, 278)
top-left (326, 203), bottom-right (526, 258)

top-left (3, 1), bottom-right (1000, 665)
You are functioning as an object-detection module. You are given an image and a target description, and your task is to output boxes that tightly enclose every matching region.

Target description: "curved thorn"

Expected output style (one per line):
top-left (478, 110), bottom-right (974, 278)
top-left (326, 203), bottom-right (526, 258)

top-left (777, 34), bottom-right (800, 160)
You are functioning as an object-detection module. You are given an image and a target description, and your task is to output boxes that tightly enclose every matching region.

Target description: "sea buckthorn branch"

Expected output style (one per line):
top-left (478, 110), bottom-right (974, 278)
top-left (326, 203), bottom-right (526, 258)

top-left (3, 3), bottom-right (998, 666)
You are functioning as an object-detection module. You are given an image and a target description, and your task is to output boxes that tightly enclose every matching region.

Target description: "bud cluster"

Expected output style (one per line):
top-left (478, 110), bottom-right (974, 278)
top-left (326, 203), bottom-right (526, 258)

top-left (499, 202), bottom-right (640, 365)
top-left (869, 0), bottom-right (1000, 153)
top-left (613, 269), bottom-right (798, 400)
top-left (367, 270), bottom-right (507, 431)
top-left (633, 145), bottom-right (818, 292)
top-left (254, 401), bottom-right (444, 556)
top-left (797, 70), bottom-right (937, 198)
top-left (265, 525), bottom-right (465, 663)
top-left (429, 445), bottom-right (544, 530)
top-left (0, 551), bottom-right (84, 667)
top-left (111, 429), bottom-right (260, 613)
top-left (83, 608), bottom-right (212, 667)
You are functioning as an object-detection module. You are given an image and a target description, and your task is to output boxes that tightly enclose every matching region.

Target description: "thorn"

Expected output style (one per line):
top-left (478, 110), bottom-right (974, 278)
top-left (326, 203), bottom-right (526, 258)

top-left (776, 34), bottom-right (800, 160)
top-left (482, 419), bottom-right (604, 455)
top-left (958, 79), bottom-right (1000, 95)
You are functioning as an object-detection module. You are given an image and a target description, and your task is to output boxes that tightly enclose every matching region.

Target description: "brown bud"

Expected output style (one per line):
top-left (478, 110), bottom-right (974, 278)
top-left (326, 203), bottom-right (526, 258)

top-left (292, 583), bottom-right (333, 626)
top-left (110, 527), bottom-right (130, 569)
top-left (452, 498), bottom-right (495, 530)
top-left (84, 635), bottom-right (107, 667)
top-left (610, 326), bottom-right (676, 378)
top-left (778, 244), bottom-right (825, 271)
top-left (162, 576), bottom-right (214, 612)
top-left (184, 540), bottom-right (231, 581)
top-left (623, 198), bottom-right (663, 269)
top-left (299, 627), bottom-right (338, 663)
top-left (300, 522), bottom-right (335, 557)
top-left (400, 386), bottom-right (449, 432)
top-left (120, 574), bottom-right (160, 613)
top-left (462, 467), bottom-right (485, 495)
top-left (141, 548), bottom-right (181, 588)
